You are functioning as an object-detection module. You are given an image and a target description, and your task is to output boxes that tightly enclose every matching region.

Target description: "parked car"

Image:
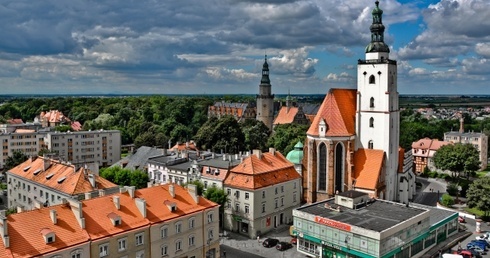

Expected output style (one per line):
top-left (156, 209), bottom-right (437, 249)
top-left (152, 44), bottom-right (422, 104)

top-left (262, 238), bottom-right (279, 248)
top-left (276, 241), bottom-right (293, 251)
top-left (475, 235), bottom-right (490, 244)
top-left (467, 244), bottom-right (486, 255)
top-left (458, 216), bottom-right (466, 223)
top-left (462, 249), bottom-right (483, 258)
top-left (470, 240), bottom-right (489, 249)
top-left (290, 237), bottom-right (297, 245)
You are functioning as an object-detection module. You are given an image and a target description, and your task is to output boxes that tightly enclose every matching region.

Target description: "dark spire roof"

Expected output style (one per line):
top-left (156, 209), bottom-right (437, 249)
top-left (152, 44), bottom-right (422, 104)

top-left (365, 0), bottom-right (390, 53)
top-left (260, 55), bottom-right (270, 84)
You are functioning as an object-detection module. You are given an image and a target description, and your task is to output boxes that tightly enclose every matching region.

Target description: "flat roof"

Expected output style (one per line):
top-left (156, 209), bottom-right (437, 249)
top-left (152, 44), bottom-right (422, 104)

top-left (297, 198), bottom-right (428, 232)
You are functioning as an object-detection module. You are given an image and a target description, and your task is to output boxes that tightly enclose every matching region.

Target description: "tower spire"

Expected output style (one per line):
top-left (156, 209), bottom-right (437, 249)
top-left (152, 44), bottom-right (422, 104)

top-left (261, 55), bottom-right (270, 84)
top-left (365, 0), bottom-right (390, 54)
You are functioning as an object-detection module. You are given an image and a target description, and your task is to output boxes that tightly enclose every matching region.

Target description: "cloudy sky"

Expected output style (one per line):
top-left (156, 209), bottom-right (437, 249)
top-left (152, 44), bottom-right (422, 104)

top-left (0, 0), bottom-right (488, 95)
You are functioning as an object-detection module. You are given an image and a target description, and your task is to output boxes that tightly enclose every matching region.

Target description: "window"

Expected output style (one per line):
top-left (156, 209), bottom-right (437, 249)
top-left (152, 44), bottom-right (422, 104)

top-left (176, 222), bottom-right (182, 233)
top-left (275, 187), bottom-right (278, 194)
top-left (281, 197), bottom-right (284, 206)
top-left (135, 233), bottom-right (144, 246)
top-left (235, 191), bottom-right (240, 198)
top-left (204, 181), bottom-right (208, 188)
top-left (208, 229), bottom-right (214, 240)
top-left (245, 193), bottom-right (249, 200)
top-left (161, 226), bottom-right (168, 239)
top-left (245, 205), bottom-right (249, 214)
top-left (188, 235), bottom-right (195, 246)
top-left (293, 182), bottom-right (297, 189)
top-left (275, 199), bottom-right (278, 208)
top-left (369, 74), bottom-right (375, 84)
top-left (235, 203), bottom-right (240, 212)
top-left (188, 218), bottom-right (195, 229)
top-left (176, 240), bottom-right (182, 251)
top-left (318, 143), bottom-right (327, 191)
top-left (99, 244), bottom-right (109, 257)
top-left (70, 249), bottom-right (82, 258)
top-left (262, 203), bottom-right (266, 213)
top-left (227, 189), bottom-right (231, 196)
top-left (262, 191), bottom-right (265, 199)
top-left (281, 185), bottom-right (284, 192)
top-left (368, 140), bottom-right (374, 149)
top-left (370, 97), bottom-right (375, 108)
top-left (161, 245), bottom-right (168, 256)
top-left (118, 238), bottom-right (127, 251)
top-left (369, 117), bottom-right (374, 128)
top-left (293, 192), bottom-right (297, 203)
top-left (207, 212), bottom-right (213, 223)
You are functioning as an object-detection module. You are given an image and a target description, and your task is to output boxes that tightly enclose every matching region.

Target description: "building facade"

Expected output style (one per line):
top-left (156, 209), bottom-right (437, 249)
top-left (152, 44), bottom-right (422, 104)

top-left (444, 131), bottom-right (488, 170)
top-left (293, 190), bottom-right (458, 258)
top-left (411, 138), bottom-right (452, 175)
top-left (0, 131), bottom-right (45, 169)
top-left (223, 149), bottom-right (302, 239)
top-left (43, 130), bottom-right (121, 167)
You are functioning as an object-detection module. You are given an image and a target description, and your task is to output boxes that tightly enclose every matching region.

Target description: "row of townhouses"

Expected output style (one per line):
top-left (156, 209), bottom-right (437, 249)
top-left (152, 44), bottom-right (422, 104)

top-left (0, 184), bottom-right (220, 258)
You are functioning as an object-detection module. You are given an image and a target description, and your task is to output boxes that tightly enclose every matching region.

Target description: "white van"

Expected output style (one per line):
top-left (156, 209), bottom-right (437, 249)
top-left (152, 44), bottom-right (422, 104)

top-left (442, 254), bottom-right (463, 258)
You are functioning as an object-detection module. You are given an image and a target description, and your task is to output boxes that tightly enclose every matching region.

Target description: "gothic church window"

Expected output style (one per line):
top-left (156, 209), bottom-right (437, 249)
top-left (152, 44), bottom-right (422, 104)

top-left (335, 144), bottom-right (344, 193)
top-left (369, 117), bottom-right (374, 128)
top-left (370, 97), bottom-right (375, 108)
top-left (318, 143), bottom-right (327, 192)
top-left (368, 140), bottom-right (374, 149)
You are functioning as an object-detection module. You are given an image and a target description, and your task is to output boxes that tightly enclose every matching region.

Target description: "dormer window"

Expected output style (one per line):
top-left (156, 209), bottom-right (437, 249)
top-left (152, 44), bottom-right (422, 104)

top-left (40, 228), bottom-right (55, 244)
top-left (107, 212), bottom-right (121, 226)
top-left (164, 200), bottom-right (177, 212)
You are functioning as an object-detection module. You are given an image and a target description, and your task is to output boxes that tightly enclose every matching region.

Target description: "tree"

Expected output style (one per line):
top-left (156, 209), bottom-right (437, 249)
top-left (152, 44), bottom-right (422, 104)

top-left (100, 167), bottom-right (148, 189)
top-left (433, 143), bottom-right (481, 180)
top-left (268, 124), bottom-right (308, 154)
top-left (466, 177), bottom-right (490, 218)
top-left (184, 180), bottom-right (204, 196)
top-left (203, 186), bottom-right (228, 213)
top-left (4, 151), bottom-right (29, 170)
top-left (130, 170), bottom-right (149, 189)
top-left (241, 119), bottom-right (270, 151)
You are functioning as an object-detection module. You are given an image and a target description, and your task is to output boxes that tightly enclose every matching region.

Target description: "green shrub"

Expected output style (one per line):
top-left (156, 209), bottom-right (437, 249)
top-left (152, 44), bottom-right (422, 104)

top-left (428, 171), bottom-right (438, 178)
top-left (446, 183), bottom-right (458, 196)
top-left (440, 194), bottom-right (454, 207)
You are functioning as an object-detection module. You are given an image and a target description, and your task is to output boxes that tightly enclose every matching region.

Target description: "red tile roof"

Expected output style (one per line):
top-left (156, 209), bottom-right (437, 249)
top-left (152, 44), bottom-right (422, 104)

top-left (3, 203), bottom-right (89, 257)
top-left (224, 151), bottom-right (301, 190)
top-left (8, 157), bottom-right (117, 196)
top-left (71, 121), bottom-right (82, 131)
top-left (411, 137), bottom-right (451, 152)
top-left (171, 141), bottom-right (198, 152)
top-left (273, 107), bottom-right (299, 125)
top-left (307, 89), bottom-right (357, 137)
top-left (136, 184), bottom-right (218, 223)
top-left (41, 110), bottom-right (71, 123)
top-left (353, 149), bottom-right (385, 190)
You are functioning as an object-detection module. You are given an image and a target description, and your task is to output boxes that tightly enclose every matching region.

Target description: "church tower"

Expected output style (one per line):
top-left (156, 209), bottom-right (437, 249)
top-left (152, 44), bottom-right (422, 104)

top-left (256, 55), bottom-right (274, 130)
top-left (356, 0), bottom-right (399, 201)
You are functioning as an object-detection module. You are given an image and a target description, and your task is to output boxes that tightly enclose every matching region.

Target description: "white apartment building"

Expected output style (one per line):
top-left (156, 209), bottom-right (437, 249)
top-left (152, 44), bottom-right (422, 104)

top-left (0, 131), bottom-right (45, 168)
top-left (44, 129), bottom-right (121, 167)
top-left (444, 130), bottom-right (488, 170)
top-left (6, 156), bottom-right (119, 211)
top-left (223, 149), bottom-right (302, 239)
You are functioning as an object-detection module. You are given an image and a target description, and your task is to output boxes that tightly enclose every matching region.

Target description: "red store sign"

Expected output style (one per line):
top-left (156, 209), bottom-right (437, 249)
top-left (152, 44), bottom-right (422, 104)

top-left (314, 216), bottom-right (351, 232)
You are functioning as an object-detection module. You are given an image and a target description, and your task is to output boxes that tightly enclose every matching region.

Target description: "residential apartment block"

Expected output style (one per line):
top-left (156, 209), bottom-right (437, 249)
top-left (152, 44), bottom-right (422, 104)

top-left (223, 149), bottom-right (302, 239)
top-left (7, 156), bottom-right (119, 211)
top-left (0, 184), bottom-right (220, 258)
top-left (43, 129), bottom-right (121, 167)
top-left (444, 131), bottom-right (488, 170)
top-left (0, 129), bottom-right (121, 169)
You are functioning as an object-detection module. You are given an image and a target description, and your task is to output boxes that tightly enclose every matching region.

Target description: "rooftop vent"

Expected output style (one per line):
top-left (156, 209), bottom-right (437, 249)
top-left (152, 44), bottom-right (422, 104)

top-left (33, 169), bottom-right (41, 175)
top-left (46, 174), bottom-right (54, 180)
top-left (57, 177), bottom-right (66, 184)
top-left (23, 166), bottom-right (31, 172)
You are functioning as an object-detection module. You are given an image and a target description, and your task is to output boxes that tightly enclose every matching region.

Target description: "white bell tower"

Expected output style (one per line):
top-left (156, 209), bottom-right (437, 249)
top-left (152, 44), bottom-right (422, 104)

top-left (355, 0), bottom-right (399, 201)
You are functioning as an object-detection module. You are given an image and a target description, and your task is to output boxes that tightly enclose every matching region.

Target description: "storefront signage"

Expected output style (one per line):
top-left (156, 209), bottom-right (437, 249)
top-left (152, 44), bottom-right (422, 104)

top-left (323, 241), bottom-right (342, 250)
top-left (232, 215), bottom-right (242, 222)
top-left (314, 216), bottom-right (351, 232)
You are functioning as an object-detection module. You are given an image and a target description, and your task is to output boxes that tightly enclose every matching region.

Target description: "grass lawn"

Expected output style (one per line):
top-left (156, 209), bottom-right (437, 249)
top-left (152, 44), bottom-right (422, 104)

top-left (465, 206), bottom-right (485, 218)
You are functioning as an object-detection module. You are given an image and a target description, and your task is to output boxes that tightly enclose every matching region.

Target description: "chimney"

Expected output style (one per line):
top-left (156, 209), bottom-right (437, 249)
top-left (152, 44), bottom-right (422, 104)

top-left (17, 206), bottom-right (24, 213)
top-left (253, 150), bottom-right (262, 159)
top-left (127, 186), bottom-right (136, 198)
top-left (235, 154), bottom-right (238, 160)
top-left (187, 184), bottom-right (199, 204)
top-left (88, 174), bottom-right (96, 188)
top-left (43, 158), bottom-right (51, 171)
top-left (67, 199), bottom-right (85, 229)
top-left (113, 196), bottom-right (120, 210)
top-left (169, 184), bottom-right (175, 198)
top-left (50, 210), bottom-right (57, 224)
top-left (269, 147), bottom-right (275, 156)
top-left (85, 192), bottom-right (91, 200)
top-left (0, 211), bottom-right (9, 248)
top-left (135, 198), bottom-right (147, 218)
top-left (98, 189), bottom-right (105, 196)
top-left (147, 181), bottom-right (154, 188)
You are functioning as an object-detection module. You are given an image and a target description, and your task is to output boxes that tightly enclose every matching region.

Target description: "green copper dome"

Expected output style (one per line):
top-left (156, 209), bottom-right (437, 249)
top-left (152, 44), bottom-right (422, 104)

top-left (286, 141), bottom-right (304, 164)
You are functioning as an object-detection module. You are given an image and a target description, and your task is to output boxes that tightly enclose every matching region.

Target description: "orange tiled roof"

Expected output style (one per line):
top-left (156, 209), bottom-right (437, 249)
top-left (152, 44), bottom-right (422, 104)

top-left (42, 110), bottom-right (71, 123)
top-left (353, 149), bottom-right (385, 190)
top-left (273, 107), bottom-right (299, 125)
top-left (201, 166), bottom-right (228, 181)
top-left (307, 88), bottom-right (356, 137)
top-left (224, 151), bottom-right (301, 190)
top-left (171, 141), bottom-right (198, 152)
top-left (305, 114), bottom-right (315, 123)
top-left (8, 157), bottom-right (118, 196)
top-left (71, 121), bottom-right (82, 131)
top-left (7, 119), bottom-right (23, 125)
top-left (4, 203), bottom-right (89, 257)
top-left (136, 184), bottom-right (218, 223)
